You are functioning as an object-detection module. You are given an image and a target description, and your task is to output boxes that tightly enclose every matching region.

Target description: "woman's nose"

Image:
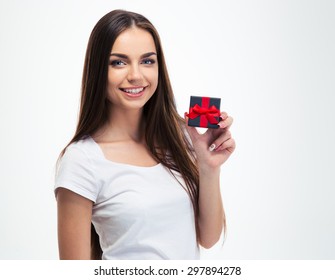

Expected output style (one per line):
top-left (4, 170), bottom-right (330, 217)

top-left (127, 64), bottom-right (143, 83)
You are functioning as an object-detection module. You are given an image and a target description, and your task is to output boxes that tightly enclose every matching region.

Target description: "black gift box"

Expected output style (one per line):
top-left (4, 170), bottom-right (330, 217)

top-left (187, 96), bottom-right (221, 129)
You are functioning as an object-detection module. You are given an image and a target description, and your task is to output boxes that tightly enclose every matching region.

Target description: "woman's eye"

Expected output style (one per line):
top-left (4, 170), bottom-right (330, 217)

top-left (142, 59), bottom-right (155, 65)
top-left (110, 60), bottom-right (126, 66)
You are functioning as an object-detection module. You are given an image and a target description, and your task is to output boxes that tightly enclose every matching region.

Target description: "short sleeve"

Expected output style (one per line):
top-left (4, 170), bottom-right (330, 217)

top-left (55, 145), bottom-right (98, 202)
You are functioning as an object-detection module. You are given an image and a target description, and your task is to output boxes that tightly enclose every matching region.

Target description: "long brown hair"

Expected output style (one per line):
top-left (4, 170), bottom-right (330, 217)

top-left (60, 10), bottom-right (200, 259)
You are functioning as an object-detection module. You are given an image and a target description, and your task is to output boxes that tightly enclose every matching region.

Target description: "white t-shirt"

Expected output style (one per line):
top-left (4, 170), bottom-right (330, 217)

top-left (55, 136), bottom-right (199, 259)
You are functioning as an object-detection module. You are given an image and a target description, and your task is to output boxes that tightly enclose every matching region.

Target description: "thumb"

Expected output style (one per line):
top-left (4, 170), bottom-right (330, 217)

top-left (184, 112), bottom-right (199, 140)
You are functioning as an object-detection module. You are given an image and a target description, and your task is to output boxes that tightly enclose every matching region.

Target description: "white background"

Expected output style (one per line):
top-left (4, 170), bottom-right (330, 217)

top-left (0, 0), bottom-right (334, 259)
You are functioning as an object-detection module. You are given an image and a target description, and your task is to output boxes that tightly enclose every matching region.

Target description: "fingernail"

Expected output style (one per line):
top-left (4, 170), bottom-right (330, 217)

top-left (209, 143), bottom-right (216, 152)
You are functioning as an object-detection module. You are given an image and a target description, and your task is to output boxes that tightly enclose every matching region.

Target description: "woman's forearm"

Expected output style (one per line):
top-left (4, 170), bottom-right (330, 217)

top-left (198, 165), bottom-right (224, 248)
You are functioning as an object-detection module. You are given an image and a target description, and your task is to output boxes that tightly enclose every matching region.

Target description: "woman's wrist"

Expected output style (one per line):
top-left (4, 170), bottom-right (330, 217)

top-left (198, 163), bottom-right (221, 177)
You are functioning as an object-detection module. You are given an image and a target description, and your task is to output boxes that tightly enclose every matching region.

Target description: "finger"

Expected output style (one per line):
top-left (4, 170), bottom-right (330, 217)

top-left (220, 112), bottom-right (228, 121)
top-left (184, 112), bottom-right (200, 141)
top-left (218, 116), bottom-right (233, 129)
top-left (204, 112), bottom-right (228, 137)
top-left (208, 129), bottom-right (232, 152)
top-left (215, 138), bottom-right (236, 153)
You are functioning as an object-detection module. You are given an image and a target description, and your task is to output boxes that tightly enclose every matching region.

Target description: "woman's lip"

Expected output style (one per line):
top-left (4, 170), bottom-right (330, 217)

top-left (119, 86), bottom-right (148, 90)
top-left (120, 86), bottom-right (146, 97)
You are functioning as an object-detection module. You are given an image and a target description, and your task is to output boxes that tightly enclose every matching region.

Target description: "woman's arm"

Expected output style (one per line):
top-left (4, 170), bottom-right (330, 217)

top-left (198, 165), bottom-right (224, 248)
top-left (56, 188), bottom-right (93, 259)
top-left (185, 112), bottom-right (235, 248)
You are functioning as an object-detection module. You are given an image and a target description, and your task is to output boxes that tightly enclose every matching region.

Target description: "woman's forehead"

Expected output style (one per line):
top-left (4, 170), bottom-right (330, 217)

top-left (111, 27), bottom-right (156, 55)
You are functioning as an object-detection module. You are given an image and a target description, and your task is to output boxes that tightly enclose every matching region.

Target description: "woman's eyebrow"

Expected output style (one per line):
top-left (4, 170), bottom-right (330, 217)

top-left (141, 52), bottom-right (157, 58)
top-left (110, 52), bottom-right (157, 59)
top-left (110, 53), bottom-right (128, 58)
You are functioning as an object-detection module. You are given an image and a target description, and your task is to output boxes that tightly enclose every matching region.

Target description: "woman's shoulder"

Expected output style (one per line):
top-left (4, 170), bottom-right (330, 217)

top-left (63, 135), bottom-right (99, 160)
top-left (55, 136), bottom-right (100, 202)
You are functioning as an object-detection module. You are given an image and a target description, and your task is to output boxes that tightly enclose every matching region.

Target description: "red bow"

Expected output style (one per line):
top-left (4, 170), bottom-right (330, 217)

top-left (187, 104), bottom-right (220, 124)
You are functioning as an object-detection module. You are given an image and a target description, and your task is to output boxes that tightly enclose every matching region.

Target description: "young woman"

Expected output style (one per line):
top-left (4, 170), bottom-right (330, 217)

top-left (55, 9), bottom-right (235, 260)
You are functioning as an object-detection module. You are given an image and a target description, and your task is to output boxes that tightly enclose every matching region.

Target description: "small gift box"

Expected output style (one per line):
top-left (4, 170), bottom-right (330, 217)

top-left (187, 96), bottom-right (221, 129)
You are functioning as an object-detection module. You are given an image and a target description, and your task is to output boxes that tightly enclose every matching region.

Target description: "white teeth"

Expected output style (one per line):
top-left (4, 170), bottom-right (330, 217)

top-left (123, 87), bottom-right (144, 94)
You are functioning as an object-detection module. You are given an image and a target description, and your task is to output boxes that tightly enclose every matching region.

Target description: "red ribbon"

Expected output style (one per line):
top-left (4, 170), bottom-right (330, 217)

top-left (187, 104), bottom-right (220, 125)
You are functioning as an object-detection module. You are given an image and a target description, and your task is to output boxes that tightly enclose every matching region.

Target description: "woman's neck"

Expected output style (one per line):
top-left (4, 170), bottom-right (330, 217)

top-left (95, 106), bottom-right (145, 143)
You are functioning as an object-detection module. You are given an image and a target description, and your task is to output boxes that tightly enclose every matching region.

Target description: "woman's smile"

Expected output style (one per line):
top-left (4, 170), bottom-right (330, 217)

top-left (119, 86), bottom-right (148, 97)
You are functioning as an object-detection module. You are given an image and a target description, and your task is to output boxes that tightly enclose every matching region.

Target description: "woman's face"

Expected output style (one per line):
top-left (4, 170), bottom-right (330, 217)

top-left (107, 27), bottom-right (159, 112)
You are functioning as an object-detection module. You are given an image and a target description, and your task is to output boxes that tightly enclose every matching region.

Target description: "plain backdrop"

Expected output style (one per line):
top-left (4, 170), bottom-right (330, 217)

top-left (0, 0), bottom-right (334, 259)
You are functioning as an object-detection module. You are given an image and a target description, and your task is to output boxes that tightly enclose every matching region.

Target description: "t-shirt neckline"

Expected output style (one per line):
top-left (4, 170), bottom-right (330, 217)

top-left (86, 135), bottom-right (162, 169)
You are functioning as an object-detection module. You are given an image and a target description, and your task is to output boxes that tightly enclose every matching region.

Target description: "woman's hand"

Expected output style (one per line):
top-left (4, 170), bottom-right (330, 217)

top-left (185, 112), bottom-right (236, 170)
